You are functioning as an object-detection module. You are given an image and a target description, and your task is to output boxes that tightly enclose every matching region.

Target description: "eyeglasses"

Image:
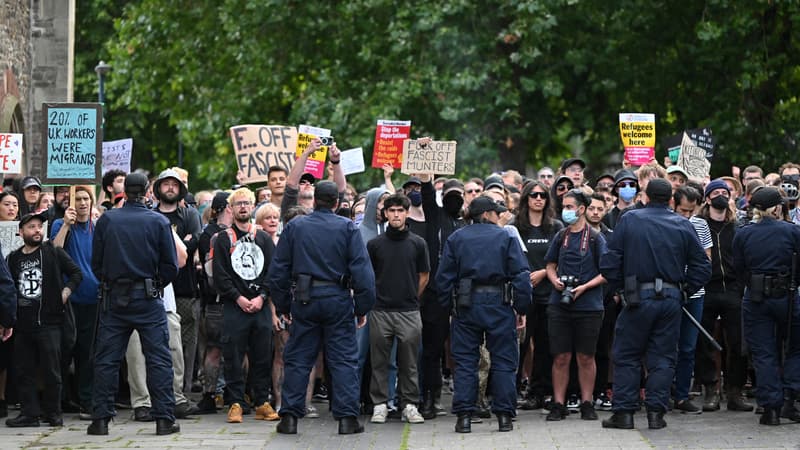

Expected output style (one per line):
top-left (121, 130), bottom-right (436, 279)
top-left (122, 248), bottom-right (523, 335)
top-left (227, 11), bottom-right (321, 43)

top-left (596, 182), bottom-right (614, 189)
top-left (466, 188), bottom-right (482, 194)
top-left (232, 201), bottom-right (252, 207)
top-left (539, 174), bottom-right (554, 179)
top-left (528, 191), bottom-right (547, 199)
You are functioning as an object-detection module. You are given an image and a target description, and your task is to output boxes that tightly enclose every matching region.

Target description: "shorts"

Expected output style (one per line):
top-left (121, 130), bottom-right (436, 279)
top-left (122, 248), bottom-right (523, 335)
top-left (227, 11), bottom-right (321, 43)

top-left (547, 304), bottom-right (603, 355)
top-left (203, 303), bottom-right (224, 348)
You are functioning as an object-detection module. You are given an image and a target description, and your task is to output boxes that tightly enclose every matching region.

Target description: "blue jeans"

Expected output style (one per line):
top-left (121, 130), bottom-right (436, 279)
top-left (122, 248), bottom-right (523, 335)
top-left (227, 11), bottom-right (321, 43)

top-left (674, 295), bottom-right (703, 401)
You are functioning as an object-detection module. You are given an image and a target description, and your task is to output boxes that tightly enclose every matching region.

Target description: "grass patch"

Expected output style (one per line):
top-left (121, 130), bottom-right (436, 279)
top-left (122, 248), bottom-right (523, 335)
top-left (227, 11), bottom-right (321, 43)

top-left (399, 423), bottom-right (411, 450)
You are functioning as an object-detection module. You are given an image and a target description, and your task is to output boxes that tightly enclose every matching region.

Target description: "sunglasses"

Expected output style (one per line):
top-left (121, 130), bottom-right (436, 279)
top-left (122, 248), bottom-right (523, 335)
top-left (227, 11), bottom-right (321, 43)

top-left (596, 182), bottom-right (614, 189)
top-left (556, 184), bottom-right (570, 192)
top-left (618, 181), bottom-right (636, 188)
top-left (528, 191), bottom-right (547, 199)
top-left (539, 174), bottom-right (554, 179)
top-left (466, 188), bottom-right (482, 194)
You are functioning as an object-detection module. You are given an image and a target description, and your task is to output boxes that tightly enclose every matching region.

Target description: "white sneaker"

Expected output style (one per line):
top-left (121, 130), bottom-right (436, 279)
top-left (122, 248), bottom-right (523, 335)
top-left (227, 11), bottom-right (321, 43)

top-left (305, 404), bottom-right (319, 418)
top-left (402, 404), bottom-right (425, 424)
top-left (371, 403), bottom-right (388, 423)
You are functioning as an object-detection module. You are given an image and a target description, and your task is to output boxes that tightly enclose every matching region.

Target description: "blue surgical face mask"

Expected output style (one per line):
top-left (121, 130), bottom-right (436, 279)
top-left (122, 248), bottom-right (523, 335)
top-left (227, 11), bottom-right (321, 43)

top-left (354, 212), bottom-right (365, 226)
top-left (619, 186), bottom-right (637, 202)
top-left (407, 190), bottom-right (423, 207)
top-left (561, 209), bottom-right (579, 225)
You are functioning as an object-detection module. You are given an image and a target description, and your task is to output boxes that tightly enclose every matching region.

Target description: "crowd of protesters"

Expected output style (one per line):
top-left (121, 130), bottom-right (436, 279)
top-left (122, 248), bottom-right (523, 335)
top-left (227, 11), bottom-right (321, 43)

top-left (0, 142), bottom-right (798, 433)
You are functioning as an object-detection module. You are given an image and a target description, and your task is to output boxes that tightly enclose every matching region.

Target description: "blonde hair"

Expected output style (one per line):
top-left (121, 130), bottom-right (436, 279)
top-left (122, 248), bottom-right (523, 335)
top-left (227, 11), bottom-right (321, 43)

top-left (751, 205), bottom-right (779, 223)
top-left (255, 202), bottom-right (280, 224)
top-left (637, 162), bottom-right (667, 181)
top-left (229, 187), bottom-right (255, 205)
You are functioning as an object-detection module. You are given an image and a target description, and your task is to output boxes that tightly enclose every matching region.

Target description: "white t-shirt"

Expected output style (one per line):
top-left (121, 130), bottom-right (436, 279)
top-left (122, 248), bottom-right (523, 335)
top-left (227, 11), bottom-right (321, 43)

top-left (162, 283), bottom-right (176, 313)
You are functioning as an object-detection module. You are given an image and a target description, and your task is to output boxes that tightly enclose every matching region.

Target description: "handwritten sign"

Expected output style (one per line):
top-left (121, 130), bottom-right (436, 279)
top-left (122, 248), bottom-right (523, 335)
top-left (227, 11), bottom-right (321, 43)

top-left (401, 139), bottom-right (457, 175)
top-left (230, 125), bottom-right (298, 184)
top-left (0, 221), bottom-right (48, 258)
top-left (686, 128), bottom-right (715, 160)
top-left (619, 113), bottom-right (656, 166)
top-left (295, 125), bottom-right (331, 179)
top-left (0, 133), bottom-right (23, 174)
top-left (340, 147), bottom-right (365, 175)
top-left (677, 132), bottom-right (711, 179)
top-left (101, 138), bottom-right (133, 174)
top-left (42, 103), bottom-right (103, 184)
top-left (372, 120), bottom-right (411, 168)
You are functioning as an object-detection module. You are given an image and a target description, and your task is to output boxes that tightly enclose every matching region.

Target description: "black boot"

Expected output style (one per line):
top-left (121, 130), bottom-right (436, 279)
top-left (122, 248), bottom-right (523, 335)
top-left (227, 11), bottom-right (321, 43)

top-left (155, 418), bottom-right (180, 435)
top-left (759, 407), bottom-right (780, 426)
top-left (338, 416), bottom-right (364, 434)
top-left (276, 414), bottom-right (297, 434)
top-left (602, 411), bottom-right (634, 429)
top-left (455, 413), bottom-right (471, 433)
top-left (196, 393), bottom-right (217, 414)
top-left (647, 410), bottom-right (667, 429)
top-left (420, 392), bottom-right (436, 420)
top-left (5, 414), bottom-right (40, 427)
top-left (87, 417), bottom-right (110, 435)
top-left (726, 387), bottom-right (754, 412)
top-left (781, 392), bottom-right (800, 422)
top-left (432, 387), bottom-right (446, 416)
top-left (497, 413), bottom-right (513, 432)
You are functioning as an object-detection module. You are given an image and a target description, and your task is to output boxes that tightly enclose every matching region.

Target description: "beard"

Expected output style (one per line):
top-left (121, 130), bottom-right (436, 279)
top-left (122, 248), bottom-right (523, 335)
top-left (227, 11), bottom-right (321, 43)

top-left (23, 235), bottom-right (42, 247)
top-left (160, 190), bottom-right (181, 204)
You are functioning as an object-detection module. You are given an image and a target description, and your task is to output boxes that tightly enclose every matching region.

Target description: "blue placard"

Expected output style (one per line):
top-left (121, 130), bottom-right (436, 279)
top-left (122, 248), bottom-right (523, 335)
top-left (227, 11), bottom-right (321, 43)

top-left (42, 103), bottom-right (102, 184)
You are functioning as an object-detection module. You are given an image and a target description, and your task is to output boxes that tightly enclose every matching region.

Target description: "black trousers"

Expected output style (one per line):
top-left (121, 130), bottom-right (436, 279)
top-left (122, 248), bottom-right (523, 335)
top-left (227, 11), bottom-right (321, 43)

top-left (15, 325), bottom-right (62, 417)
top-left (420, 290), bottom-right (449, 394)
top-left (222, 302), bottom-right (273, 406)
top-left (695, 290), bottom-right (747, 389)
top-left (526, 302), bottom-right (553, 399)
top-left (595, 299), bottom-right (620, 393)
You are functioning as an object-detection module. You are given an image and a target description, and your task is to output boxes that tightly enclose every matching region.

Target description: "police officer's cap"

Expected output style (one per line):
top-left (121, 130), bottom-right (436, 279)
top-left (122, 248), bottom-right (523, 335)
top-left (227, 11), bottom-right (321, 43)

top-left (153, 169), bottom-right (188, 201)
top-left (645, 178), bottom-right (672, 204)
top-left (314, 180), bottom-right (339, 204)
top-left (124, 172), bottom-right (149, 194)
top-left (750, 186), bottom-right (783, 210)
top-left (469, 196), bottom-right (507, 217)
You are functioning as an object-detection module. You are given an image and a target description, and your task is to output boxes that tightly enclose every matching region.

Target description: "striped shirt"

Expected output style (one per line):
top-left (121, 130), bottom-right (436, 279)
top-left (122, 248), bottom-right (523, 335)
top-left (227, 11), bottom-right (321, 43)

top-left (689, 215), bottom-right (712, 298)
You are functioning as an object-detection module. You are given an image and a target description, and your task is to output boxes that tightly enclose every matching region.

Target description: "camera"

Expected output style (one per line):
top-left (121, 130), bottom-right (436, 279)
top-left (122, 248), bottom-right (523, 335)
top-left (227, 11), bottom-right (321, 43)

top-left (319, 136), bottom-right (335, 146)
top-left (559, 275), bottom-right (579, 305)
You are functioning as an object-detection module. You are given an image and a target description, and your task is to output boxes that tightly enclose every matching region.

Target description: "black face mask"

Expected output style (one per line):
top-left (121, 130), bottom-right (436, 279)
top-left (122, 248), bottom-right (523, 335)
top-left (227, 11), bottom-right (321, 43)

top-left (442, 194), bottom-right (464, 216)
top-left (710, 195), bottom-right (729, 211)
top-left (407, 190), bottom-right (423, 207)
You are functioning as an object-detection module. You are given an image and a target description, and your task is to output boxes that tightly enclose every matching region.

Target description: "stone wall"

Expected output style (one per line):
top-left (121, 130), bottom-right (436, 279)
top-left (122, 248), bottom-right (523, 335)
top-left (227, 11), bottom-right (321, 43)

top-left (0, 0), bottom-right (32, 146)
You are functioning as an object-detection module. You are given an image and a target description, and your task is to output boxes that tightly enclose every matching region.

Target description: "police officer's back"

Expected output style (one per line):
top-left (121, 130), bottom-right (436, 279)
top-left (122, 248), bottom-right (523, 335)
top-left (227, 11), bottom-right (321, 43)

top-left (435, 196), bottom-right (531, 433)
top-left (269, 180), bottom-right (375, 435)
top-left (88, 173), bottom-right (179, 436)
top-left (600, 178), bottom-right (710, 430)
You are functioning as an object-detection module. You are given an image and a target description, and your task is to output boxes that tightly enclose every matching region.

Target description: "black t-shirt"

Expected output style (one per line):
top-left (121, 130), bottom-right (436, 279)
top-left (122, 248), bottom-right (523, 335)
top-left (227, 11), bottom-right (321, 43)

top-left (367, 226), bottom-right (430, 312)
top-left (15, 249), bottom-right (42, 328)
top-left (522, 221), bottom-right (563, 303)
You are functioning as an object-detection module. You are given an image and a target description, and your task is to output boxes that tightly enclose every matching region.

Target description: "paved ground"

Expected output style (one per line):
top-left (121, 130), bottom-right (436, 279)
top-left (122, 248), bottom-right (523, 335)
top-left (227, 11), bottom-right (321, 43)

top-left (2, 399), bottom-right (799, 450)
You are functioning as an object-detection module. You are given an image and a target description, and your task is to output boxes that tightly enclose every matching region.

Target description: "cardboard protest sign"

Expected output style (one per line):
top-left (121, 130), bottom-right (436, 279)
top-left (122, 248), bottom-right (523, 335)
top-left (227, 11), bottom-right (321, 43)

top-left (0, 133), bottom-right (23, 174)
top-left (101, 138), bottom-right (133, 174)
top-left (42, 103), bottom-right (102, 184)
top-left (662, 133), bottom-right (683, 164)
top-left (677, 132), bottom-right (711, 179)
top-left (619, 113), bottom-right (656, 166)
top-left (0, 221), bottom-right (48, 258)
top-left (295, 125), bottom-right (331, 180)
top-left (685, 128), bottom-right (714, 160)
top-left (372, 120), bottom-right (411, 168)
top-left (401, 139), bottom-right (457, 175)
top-left (230, 125), bottom-right (298, 184)
top-left (340, 147), bottom-right (365, 175)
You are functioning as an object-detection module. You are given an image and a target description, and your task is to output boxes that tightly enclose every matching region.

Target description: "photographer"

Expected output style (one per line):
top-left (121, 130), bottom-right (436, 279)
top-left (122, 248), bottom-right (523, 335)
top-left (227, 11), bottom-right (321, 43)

top-left (543, 189), bottom-right (607, 421)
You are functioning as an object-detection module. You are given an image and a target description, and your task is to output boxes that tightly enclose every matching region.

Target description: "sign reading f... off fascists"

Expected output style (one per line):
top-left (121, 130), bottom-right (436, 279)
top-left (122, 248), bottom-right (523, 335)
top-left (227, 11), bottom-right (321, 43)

top-left (401, 139), bottom-right (457, 175)
top-left (230, 125), bottom-right (298, 184)
top-left (42, 103), bottom-right (103, 184)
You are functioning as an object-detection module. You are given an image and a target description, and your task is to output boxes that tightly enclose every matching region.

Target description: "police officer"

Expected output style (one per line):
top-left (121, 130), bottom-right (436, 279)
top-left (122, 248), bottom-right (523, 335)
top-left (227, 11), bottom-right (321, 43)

top-left (268, 180), bottom-right (375, 435)
top-left (732, 186), bottom-right (800, 425)
top-left (435, 196), bottom-right (531, 433)
top-left (88, 173), bottom-right (180, 436)
top-left (600, 178), bottom-right (710, 430)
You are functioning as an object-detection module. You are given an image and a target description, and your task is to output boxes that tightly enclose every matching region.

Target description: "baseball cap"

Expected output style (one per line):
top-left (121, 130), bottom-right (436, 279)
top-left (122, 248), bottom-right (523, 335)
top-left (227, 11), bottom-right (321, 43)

top-left (750, 187), bottom-right (783, 210)
top-left (314, 180), bottom-right (339, 204)
top-left (667, 166), bottom-right (689, 180)
top-left (300, 173), bottom-right (316, 185)
top-left (20, 176), bottom-right (42, 191)
top-left (402, 177), bottom-right (422, 189)
top-left (442, 179), bottom-right (464, 196)
top-left (19, 212), bottom-right (47, 228)
top-left (484, 175), bottom-right (505, 191)
top-left (560, 158), bottom-right (586, 173)
top-left (469, 196), bottom-right (507, 216)
top-left (124, 172), bottom-right (149, 193)
top-left (211, 191), bottom-right (231, 212)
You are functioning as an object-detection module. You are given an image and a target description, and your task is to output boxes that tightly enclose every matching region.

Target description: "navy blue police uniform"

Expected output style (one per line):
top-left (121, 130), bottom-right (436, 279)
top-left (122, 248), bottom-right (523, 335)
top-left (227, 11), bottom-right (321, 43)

top-left (435, 197), bottom-right (531, 431)
top-left (600, 179), bottom-right (710, 429)
top-left (269, 181), bottom-right (375, 434)
top-left (89, 174), bottom-right (179, 434)
top-left (732, 187), bottom-right (800, 424)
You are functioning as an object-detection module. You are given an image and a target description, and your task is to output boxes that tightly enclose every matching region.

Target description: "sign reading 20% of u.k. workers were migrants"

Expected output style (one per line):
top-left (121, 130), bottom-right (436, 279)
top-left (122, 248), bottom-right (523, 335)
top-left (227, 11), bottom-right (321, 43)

top-left (42, 103), bottom-right (103, 184)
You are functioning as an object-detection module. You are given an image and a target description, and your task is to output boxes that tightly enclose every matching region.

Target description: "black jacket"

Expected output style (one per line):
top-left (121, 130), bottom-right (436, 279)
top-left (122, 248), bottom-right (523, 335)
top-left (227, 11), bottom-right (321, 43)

top-left (212, 224), bottom-right (273, 304)
top-left (705, 217), bottom-right (741, 293)
top-left (8, 242), bottom-right (82, 328)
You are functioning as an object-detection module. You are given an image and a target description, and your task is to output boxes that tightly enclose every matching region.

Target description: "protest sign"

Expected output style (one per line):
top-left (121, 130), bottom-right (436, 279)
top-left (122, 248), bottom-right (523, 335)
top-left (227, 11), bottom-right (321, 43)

top-left (662, 133), bottom-right (683, 164)
top-left (101, 138), bottom-right (133, 174)
top-left (401, 139), bottom-right (457, 175)
top-left (0, 221), bottom-right (48, 258)
top-left (619, 113), bottom-right (656, 166)
top-left (677, 132), bottom-right (711, 179)
top-left (42, 103), bottom-right (102, 184)
top-left (295, 125), bottom-right (331, 180)
top-left (340, 147), bottom-right (365, 175)
top-left (0, 133), bottom-right (23, 174)
top-left (230, 125), bottom-right (298, 184)
top-left (372, 120), bottom-right (411, 168)
top-left (685, 128), bottom-right (715, 160)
